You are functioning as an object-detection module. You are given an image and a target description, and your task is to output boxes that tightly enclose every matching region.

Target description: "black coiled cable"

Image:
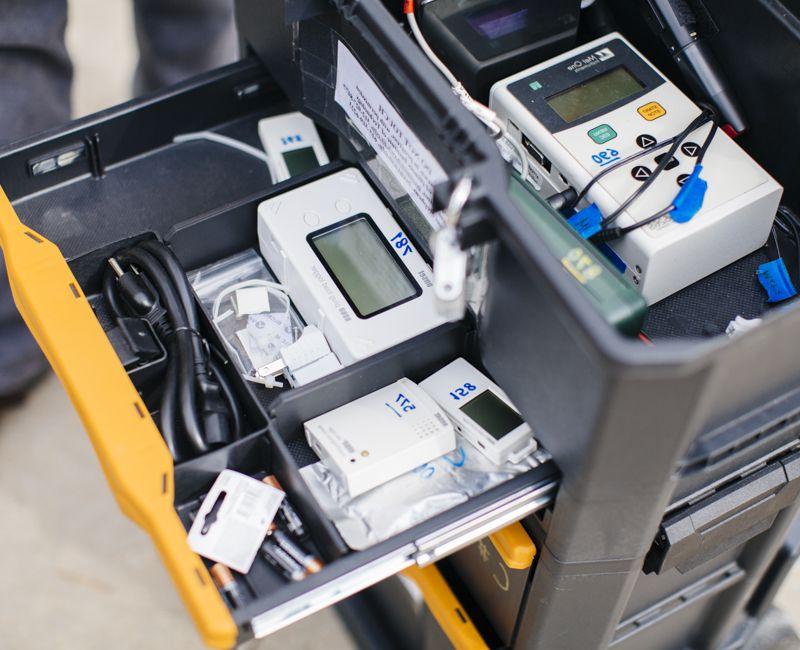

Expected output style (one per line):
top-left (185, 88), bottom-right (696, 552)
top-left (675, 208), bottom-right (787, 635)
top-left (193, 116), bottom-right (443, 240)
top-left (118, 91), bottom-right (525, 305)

top-left (103, 240), bottom-right (241, 461)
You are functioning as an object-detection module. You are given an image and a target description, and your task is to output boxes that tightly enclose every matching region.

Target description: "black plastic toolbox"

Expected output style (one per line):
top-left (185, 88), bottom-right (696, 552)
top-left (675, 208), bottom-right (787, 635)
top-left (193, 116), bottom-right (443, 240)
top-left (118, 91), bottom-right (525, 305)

top-left (1, 0), bottom-right (800, 647)
top-left (0, 54), bottom-right (558, 647)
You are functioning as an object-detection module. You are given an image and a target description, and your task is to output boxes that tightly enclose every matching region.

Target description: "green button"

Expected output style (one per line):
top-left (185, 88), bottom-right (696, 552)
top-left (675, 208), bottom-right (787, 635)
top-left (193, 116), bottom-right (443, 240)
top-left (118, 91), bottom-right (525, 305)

top-left (588, 124), bottom-right (617, 144)
top-left (529, 80), bottom-right (543, 91)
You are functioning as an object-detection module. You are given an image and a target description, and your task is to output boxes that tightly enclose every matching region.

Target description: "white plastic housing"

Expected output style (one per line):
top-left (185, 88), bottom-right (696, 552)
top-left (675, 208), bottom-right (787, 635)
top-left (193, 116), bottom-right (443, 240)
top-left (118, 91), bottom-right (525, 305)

top-left (490, 33), bottom-right (783, 304)
top-left (304, 378), bottom-right (456, 497)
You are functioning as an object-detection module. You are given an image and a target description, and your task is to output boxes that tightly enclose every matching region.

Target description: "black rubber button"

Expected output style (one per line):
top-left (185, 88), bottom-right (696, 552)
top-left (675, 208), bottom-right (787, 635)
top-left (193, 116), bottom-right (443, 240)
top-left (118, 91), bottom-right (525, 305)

top-left (681, 142), bottom-right (701, 157)
top-left (654, 153), bottom-right (680, 170)
top-left (636, 134), bottom-right (657, 149)
top-left (631, 165), bottom-right (652, 181)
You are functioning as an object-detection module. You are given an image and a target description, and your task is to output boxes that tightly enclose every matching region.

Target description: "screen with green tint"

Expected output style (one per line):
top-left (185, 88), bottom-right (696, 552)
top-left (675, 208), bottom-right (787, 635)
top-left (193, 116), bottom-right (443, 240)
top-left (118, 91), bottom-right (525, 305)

top-left (460, 389), bottom-right (524, 440)
top-left (282, 146), bottom-right (320, 176)
top-left (546, 66), bottom-right (643, 123)
top-left (310, 216), bottom-right (419, 318)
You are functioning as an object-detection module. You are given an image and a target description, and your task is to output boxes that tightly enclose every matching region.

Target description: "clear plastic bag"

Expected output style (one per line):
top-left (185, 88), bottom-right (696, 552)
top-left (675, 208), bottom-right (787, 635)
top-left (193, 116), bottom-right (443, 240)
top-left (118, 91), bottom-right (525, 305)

top-left (300, 435), bottom-right (550, 550)
top-left (189, 249), bottom-right (304, 386)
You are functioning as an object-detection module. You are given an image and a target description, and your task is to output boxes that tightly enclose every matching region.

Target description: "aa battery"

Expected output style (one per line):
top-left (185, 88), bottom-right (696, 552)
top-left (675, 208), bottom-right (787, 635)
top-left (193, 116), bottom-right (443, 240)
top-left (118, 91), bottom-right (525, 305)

top-left (262, 539), bottom-right (306, 582)
top-left (210, 563), bottom-right (248, 609)
top-left (270, 526), bottom-right (323, 574)
top-left (262, 475), bottom-right (306, 537)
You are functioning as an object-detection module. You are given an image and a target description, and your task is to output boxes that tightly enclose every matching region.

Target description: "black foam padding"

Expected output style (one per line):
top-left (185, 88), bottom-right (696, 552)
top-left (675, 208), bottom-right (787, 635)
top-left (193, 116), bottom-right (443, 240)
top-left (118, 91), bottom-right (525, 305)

top-left (285, 437), bottom-right (319, 469)
top-left (11, 114), bottom-right (272, 260)
top-left (644, 250), bottom-right (771, 339)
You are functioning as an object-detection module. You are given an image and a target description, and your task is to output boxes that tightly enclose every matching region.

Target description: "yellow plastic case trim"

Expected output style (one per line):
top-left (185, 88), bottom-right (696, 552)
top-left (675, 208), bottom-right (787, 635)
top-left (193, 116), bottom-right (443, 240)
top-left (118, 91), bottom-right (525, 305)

top-left (488, 522), bottom-right (537, 570)
top-left (0, 187), bottom-right (237, 649)
top-left (403, 565), bottom-right (489, 650)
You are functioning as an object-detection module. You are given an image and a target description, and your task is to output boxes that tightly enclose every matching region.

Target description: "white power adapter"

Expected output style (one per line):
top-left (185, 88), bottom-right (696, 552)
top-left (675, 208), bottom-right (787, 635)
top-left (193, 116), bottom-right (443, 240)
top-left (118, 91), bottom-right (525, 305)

top-left (258, 325), bottom-right (343, 387)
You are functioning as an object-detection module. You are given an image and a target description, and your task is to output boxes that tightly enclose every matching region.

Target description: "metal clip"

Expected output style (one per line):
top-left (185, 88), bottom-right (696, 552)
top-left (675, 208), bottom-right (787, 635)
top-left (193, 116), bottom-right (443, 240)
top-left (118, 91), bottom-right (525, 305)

top-left (431, 177), bottom-right (472, 321)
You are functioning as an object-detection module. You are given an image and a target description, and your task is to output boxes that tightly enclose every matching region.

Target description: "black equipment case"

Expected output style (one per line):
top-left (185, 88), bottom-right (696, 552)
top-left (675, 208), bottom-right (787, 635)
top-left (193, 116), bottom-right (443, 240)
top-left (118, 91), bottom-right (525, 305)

top-left (0, 0), bottom-right (799, 648)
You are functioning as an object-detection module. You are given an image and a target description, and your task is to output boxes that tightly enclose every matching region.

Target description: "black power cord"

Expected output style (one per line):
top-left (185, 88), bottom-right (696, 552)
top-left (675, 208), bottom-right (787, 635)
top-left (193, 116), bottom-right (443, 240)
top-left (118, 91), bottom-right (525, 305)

top-left (103, 240), bottom-right (241, 461)
top-left (774, 206), bottom-right (800, 285)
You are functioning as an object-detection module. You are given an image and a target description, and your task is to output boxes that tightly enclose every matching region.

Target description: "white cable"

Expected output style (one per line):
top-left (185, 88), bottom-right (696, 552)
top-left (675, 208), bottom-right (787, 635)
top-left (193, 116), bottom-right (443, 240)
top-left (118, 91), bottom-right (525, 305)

top-left (406, 10), bottom-right (527, 178)
top-left (211, 279), bottom-right (303, 331)
top-left (503, 128), bottom-right (530, 178)
top-left (211, 279), bottom-right (303, 387)
top-left (173, 131), bottom-right (277, 183)
top-left (406, 11), bottom-right (459, 87)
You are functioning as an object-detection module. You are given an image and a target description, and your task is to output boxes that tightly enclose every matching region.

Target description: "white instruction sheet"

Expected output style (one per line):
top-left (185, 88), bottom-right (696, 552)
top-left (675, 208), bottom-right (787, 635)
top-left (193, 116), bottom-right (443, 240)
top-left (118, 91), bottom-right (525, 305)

top-left (335, 42), bottom-right (448, 229)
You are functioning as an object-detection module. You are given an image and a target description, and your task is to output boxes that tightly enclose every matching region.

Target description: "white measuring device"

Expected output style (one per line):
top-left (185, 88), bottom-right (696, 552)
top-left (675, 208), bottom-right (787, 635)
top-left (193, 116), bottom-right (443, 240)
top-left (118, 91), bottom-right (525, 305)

top-left (305, 378), bottom-right (456, 496)
top-left (490, 32), bottom-right (782, 304)
top-left (257, 168), bottom-right (446, 365)
top-left (258, 111), bottom-right (330, 182)
top-left (421, 358), bottom-right (536, 465)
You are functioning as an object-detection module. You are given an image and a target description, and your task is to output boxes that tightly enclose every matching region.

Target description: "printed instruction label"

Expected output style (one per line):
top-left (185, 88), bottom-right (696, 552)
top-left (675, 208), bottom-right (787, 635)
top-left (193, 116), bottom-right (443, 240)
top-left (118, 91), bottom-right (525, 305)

top-left (187, 470), bottom-right (284, 574)
top-left (335, 42), bottom-right (448, 229)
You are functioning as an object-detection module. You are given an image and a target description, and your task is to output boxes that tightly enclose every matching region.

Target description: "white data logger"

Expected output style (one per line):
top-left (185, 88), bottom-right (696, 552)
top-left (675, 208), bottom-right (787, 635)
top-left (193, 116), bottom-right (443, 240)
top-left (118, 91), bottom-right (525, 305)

top-left (421, 358), bottom-right (536, 465)
top-left (490, 33), bottom-right (783, 304)
top-left (258, 111), bottom-right (330, 182)
top-left (305, 378), bottom-right (456, 497)
top-left (257, 168), bottom-right (446, 365)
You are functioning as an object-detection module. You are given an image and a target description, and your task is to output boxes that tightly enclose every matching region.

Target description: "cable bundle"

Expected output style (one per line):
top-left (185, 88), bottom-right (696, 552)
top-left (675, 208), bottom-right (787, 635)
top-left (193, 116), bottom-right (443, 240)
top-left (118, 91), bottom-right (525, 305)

top-left (103, 240), bottom-right (241, 461)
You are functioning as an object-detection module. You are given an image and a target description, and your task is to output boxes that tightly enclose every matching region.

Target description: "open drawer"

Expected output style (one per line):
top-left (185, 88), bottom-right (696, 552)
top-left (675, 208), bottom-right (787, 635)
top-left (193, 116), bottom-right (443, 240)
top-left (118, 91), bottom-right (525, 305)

top-left (0, 58), bottom-right (558, 647)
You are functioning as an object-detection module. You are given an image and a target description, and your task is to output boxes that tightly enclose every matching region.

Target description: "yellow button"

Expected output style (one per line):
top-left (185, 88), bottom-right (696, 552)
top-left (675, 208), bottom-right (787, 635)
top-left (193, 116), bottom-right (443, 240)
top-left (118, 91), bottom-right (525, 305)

top-left (638, 101), bottom-right (667, 121)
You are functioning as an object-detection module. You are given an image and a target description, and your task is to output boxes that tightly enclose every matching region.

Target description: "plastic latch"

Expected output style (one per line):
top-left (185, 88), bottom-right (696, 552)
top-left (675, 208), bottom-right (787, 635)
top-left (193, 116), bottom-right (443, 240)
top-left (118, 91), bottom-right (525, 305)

top-left (488, 522), bottom-right (537, 570)
top-left (757, 258), bottom-right (798, 303)
top-left (670, 165), bottom-right (707, 223)
top-left (431, 226), bottom-right (468, 321)
top-left (567, 203), bottom-right (603, 239)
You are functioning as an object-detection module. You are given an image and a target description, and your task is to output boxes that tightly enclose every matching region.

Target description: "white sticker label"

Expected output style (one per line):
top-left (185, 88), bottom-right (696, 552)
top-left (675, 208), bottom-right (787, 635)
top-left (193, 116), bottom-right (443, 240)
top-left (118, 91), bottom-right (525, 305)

top-left (187, 470), bottom-right (284, 574)
top-left (335, 42), bottom-right (448, 229)
top-left (234, 286), bottom-right (271, 316)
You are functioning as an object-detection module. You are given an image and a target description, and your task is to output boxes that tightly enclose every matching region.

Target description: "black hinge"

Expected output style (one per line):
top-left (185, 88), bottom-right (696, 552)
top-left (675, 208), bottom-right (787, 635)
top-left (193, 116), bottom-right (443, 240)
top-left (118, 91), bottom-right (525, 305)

top-left (644, 451), bottom-right (800, 574)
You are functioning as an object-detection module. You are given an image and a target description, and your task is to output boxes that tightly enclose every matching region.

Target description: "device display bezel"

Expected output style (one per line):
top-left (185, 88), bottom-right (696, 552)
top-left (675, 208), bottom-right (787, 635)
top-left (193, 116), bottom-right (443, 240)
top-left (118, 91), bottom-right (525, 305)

top-left (441, 0), bottom-right (579, 62)
top-left (506, 38), bottom-right (665, 132)
top-left (307, 213), bottom-right (423, 320)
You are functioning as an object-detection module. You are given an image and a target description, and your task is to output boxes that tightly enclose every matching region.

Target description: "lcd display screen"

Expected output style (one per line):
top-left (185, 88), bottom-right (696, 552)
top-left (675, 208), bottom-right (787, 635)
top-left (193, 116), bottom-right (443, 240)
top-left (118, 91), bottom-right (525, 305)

top-left (546, 66), bottom-right (644, 123)
top-left (460, 389), bottom-right (525, 440)
top-left (282, 146), bottom-right (320, 176)
top-left (310, 216), bottom-right (420, 318)
top-left (466, 2), bottom-right (529, 41)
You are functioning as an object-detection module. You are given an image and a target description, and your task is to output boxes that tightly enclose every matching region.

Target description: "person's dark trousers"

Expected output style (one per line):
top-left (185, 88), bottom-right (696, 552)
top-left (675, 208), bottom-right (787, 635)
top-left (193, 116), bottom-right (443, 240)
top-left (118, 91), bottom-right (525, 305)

top-left (0, 0), bottom-right (236, 398)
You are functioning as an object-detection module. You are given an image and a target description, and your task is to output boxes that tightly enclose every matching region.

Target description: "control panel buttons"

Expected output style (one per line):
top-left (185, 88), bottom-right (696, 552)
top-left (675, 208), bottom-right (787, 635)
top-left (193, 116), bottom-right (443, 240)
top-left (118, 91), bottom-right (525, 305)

top-left (677, 173), bottom-right (691, 187)
top-left (654, 153), bottom-right (680, 170)
top-left (636, 134), bottom-right (657, 149)
top-left (681, 142), bottom-right (701, 158)
top-left (637, 101), bottom-right (667, 121)
top-left (588, 124), bottom-right (618, 145)
top-left (631, 165), bottom-right (652, 181)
